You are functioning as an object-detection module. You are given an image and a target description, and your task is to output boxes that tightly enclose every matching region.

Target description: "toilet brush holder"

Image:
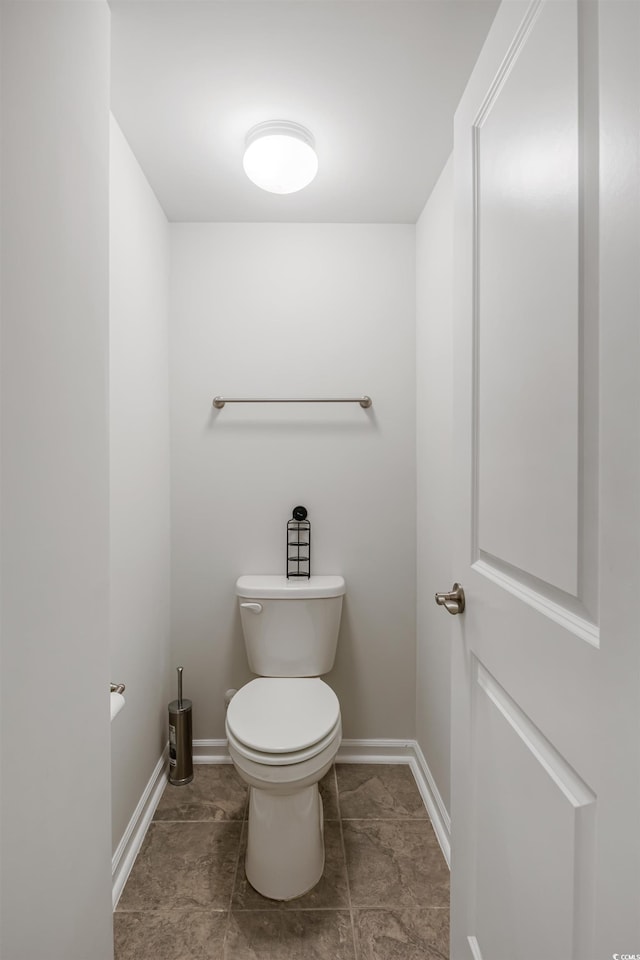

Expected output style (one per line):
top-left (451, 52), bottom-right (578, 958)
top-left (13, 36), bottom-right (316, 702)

top-left (168, 666), bottom-right (193, 785)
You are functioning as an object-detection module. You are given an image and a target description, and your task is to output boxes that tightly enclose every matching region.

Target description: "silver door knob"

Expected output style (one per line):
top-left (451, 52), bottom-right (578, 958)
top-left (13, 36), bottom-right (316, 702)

top-left (435, 583), bottom-right (465, 615)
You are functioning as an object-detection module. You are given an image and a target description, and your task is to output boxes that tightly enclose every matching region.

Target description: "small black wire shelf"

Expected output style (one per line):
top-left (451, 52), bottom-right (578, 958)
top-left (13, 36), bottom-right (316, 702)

top-left (287, 507), bottom-right (311, 579)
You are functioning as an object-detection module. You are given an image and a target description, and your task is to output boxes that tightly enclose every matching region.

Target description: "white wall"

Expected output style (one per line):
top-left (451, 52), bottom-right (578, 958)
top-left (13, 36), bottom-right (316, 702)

top-left (416, 157), bottom-right (454, 814)
top-left (170, 223), bottom-right (416, 741)
top-left (109, 118), bottom-right (171, 853)
top-left (0, 4), bottom-right (113, 959)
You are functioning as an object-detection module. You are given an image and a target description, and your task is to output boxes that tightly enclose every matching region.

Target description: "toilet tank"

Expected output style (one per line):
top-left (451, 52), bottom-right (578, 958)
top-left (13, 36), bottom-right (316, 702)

top-left (236, 575), bottom-right (345, 677)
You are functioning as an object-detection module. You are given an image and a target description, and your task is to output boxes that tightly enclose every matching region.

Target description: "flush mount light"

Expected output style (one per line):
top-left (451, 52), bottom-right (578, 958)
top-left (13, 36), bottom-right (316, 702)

top-left (243, 120), bottom-right (318, 194)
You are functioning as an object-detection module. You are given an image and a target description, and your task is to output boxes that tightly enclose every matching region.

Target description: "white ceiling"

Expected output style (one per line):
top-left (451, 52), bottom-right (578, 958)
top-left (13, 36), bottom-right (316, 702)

top-left (109, 1), bottom-right (499, 223)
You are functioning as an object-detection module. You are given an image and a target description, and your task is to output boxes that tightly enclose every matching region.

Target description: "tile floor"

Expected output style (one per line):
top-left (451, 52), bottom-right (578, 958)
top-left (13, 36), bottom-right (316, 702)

top-left (114, 763), bottom-right (449, 960)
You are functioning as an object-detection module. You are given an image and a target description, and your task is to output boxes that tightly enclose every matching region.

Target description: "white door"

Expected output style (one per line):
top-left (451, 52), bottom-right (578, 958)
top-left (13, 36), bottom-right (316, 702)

top-left (449, 1), bottom-right (640, 958)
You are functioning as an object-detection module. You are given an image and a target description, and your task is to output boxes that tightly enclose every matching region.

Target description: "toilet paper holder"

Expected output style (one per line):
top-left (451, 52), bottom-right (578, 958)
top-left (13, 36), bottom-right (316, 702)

top-left (110, 682), bottom-right (126, 695)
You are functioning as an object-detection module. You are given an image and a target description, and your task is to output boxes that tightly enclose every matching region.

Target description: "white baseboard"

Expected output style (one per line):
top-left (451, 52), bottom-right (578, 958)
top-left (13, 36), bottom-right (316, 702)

top-left (409, 741), bottom-right (451, 867)
top-left (468, 936), bottom-right (484, 960)
top-left (111, 747), bottom-right (168, 908)
top-left (336, 738), bottom-right (415, 763)
top-left (190, 736), bottom-right (451, 866)
top-left (193, 739), bottom-right (232, 763)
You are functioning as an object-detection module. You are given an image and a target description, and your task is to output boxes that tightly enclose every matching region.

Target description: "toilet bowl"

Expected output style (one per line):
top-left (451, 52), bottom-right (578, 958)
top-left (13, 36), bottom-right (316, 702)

top-left (227, 576), bottom-right (345, 901)
top-left (226, 676), bottom-right (341, 900)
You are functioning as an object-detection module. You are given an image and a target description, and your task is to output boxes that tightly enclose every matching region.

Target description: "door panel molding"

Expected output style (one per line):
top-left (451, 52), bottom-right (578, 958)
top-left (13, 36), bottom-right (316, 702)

top-left (475, 662), bottom-right (595, 807)
top-left (474, 553), bottom-right (599, 648)
top-left (472, 0), bottom-right (544, 131)
top-left (472, 0), bottom-right (583, 596)
top-left (469, 0), bottom-right (600, 641)
top-left (469, 0), bottom-right (543, 571)
top-left (471, 660), bottom-right (597, 959)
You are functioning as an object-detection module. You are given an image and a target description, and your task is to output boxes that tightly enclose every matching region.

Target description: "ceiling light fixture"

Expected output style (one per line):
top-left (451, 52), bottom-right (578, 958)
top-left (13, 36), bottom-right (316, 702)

top-left (243, 120), bottom-right (318, 195)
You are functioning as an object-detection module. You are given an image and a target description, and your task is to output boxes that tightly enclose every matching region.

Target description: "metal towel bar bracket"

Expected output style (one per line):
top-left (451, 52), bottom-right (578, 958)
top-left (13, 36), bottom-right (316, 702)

top-left (213, 395), bottom-right (372, 409)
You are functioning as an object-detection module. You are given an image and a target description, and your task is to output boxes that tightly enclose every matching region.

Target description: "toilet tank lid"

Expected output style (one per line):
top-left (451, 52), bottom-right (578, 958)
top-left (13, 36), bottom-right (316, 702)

top-left (236, 575), bottom-right (345, 599)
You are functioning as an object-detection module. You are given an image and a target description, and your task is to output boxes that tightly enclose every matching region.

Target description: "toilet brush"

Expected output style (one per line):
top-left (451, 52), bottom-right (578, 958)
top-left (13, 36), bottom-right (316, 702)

top-left (168, 666), bottom-right (193, 785)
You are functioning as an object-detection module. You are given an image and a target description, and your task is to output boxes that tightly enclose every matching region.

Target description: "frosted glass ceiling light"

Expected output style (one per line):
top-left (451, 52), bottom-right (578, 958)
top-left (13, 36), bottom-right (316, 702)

top-left (243, 121), bottom-right (318, 194)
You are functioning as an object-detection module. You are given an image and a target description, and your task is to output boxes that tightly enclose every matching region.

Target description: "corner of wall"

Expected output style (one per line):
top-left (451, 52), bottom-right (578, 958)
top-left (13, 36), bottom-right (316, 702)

top-left (109, 116), bottom-right (172, 859)
top-left (415, 154), bottom-right (454, 818)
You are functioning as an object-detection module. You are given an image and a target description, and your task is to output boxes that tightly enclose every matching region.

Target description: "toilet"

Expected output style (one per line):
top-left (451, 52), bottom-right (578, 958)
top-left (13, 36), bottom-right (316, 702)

top-left (225, 574), bottom-right (345, 901)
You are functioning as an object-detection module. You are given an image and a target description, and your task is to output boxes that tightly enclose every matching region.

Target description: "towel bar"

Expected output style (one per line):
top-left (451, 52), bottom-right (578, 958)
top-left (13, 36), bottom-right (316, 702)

top-left (212, 395), bottom-right (372, 409)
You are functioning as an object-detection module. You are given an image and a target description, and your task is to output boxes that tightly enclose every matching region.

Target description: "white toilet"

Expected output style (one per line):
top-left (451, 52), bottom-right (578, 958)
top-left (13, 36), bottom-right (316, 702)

top-left (225, 574), bottom-right (345, 901)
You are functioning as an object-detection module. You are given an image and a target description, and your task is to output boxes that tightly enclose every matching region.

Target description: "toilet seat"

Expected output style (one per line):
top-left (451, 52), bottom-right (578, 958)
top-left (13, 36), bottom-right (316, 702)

top-left (226, 716), bottom-right (341, 766)
top-left (226, 677), bottom-right (341, 764)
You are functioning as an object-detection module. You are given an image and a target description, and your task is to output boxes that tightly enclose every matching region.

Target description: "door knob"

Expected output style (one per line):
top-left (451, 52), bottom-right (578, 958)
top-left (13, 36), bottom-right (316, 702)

top-left (435, 583), bottom-right (465, 615)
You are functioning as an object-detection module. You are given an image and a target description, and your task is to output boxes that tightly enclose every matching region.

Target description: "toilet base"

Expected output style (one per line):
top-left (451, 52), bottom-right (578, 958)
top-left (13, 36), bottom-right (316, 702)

top-left (245, 783), bottom-right (324, 901)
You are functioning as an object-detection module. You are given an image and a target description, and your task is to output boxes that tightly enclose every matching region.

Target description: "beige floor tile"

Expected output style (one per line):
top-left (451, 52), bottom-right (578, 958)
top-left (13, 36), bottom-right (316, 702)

top-left (154, 764), bottom-right (248, 822)
top-left (354, 907), bottom-right (449, 960)
top-left (116, 821), bottom-right (242, 912)
top-left (343, 820), bottom-right (449, 909)
top-left (114, 909), bottom-right (227, 960)
top-left (336, 764), bottom-right (427, 820)
top-left (225, 910), bottom-right (355, 959)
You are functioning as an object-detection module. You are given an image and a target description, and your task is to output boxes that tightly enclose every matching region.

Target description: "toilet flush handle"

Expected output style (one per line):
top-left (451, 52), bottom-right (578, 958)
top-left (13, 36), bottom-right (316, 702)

top-left (240, 602), bottom-right (263, 614)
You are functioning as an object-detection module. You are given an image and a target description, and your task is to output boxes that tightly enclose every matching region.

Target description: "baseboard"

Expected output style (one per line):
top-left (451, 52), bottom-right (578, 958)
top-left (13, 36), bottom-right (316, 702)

top-left (112, 746), bottom-right (168, 908)
top-left (193, 739), bottom-right (232, 763)
top-left (192, 736), bottom-right (450, 866)
top-left (409, 741), bottom-right (451, 867)
top-left (468, 936), bottom-right (484, 960)
top-left (336, 738), bottom-right (416, 763)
